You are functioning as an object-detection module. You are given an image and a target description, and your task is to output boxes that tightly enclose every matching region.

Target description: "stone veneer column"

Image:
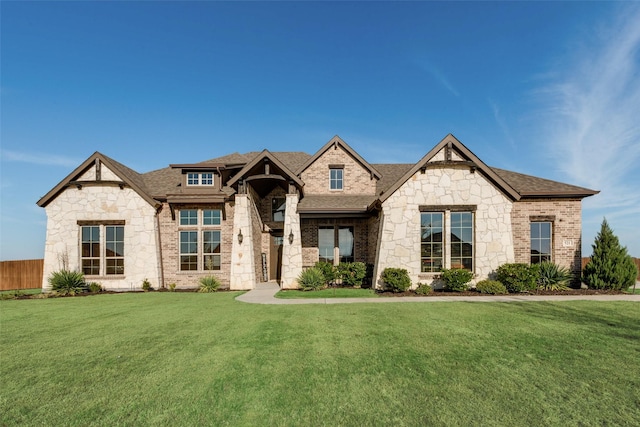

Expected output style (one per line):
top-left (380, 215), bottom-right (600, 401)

top-left (280, 193), bottom-right (303, 289)
top-left (230, 195), bottom-right (255, 290)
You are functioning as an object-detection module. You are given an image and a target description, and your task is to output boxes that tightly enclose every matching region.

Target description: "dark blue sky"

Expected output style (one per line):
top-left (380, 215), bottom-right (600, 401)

top-left (2, 1), bottom-right (639, 259)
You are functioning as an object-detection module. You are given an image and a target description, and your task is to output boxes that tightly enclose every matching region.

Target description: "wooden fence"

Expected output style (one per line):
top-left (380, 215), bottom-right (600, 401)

top-left (582, 257), bottom-right (640, 281)
top-left (0, 259), bottom-right (44, 291)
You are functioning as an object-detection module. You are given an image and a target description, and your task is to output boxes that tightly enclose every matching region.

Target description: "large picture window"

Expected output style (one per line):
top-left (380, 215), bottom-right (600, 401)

top-left (318, 225), bottom-right (354, 264)
top-left (530, 222), bottom-right (552, 264)
top-left (420, 208), bottom-right (475, 273)
top-left (178, 209), bottom-right (222, 271)
top-left (81, 224), bottom-right (124, 276)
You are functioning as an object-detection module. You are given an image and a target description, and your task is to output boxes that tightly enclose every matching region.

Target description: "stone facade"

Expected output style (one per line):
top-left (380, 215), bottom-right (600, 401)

top-left (300, 145), bottom-right (377, 195)
top-left (42, 167), bottom-right (160, 291)
top-left (40, 135), bottom-right (595, 293)
top-left (374, 163), bottom-right (515, 288)
top-left (511, 199), bottom-right (583, 277)
top-left (280, 194), bottom-right (303, 289)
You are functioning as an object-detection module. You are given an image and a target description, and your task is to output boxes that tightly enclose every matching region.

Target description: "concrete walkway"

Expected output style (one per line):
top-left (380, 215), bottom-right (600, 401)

top-left (235, 282), bottom-right (640, 305)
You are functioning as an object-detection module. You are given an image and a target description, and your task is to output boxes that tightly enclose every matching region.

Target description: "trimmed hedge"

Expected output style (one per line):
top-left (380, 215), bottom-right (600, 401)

top-left (496, 263), bottom-right (539, 293)
top-left (440, 268), bottom-right (473, 292)
top-left (476, 280), bottom-right (507, 295)
top-left (381, 268), bottom-right (411, 293)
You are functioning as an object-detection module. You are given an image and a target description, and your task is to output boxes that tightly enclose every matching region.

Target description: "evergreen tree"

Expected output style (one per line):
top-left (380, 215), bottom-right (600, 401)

top-left (583, 218), bottom-right (638, 290)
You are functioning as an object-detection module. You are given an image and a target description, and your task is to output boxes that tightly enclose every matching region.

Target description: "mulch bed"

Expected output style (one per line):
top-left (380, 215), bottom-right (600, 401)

top-left (376, 288), bottom-right (627, 297)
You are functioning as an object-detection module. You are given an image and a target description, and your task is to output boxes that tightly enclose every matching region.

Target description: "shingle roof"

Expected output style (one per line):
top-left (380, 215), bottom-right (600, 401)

top-left (297, 195), bottom-right (377, 213)
top-left (491, 168), bottom-right (598, 198)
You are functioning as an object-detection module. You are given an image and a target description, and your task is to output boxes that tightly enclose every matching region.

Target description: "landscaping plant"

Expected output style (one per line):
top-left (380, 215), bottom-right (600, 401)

top-left (440, 268), bottom-right (473, 292)
top-left (537, 262), bottom-right (572, 291)
top-left (381, 268), bottom-right (411, 292)
top-left (48, 269), bottom-right (87, 295)
top-left (297, 267), bottom-right (326, 291)
top-left (475, 279), bottom-right (507, 295)
top-left (495, 263), bottom-right (539, 293)
top-left (336, 262), bottom-right (367, 288)
top-left (141, 278), bottom-right (153, 292)
top-left (415, 283), bottom-right (432, 295)
top-left (314, 261), bottom-right (336, 285)
top-left (583, 218), bottom-right (638, 290)
top-left (199, 276), bottom-right (221, 293)
top-left (87, 282), bottom-right (103, 293)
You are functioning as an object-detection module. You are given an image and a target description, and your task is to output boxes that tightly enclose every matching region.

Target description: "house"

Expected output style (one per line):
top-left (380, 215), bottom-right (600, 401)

top-left (37, 134), bottom-right (598, 291)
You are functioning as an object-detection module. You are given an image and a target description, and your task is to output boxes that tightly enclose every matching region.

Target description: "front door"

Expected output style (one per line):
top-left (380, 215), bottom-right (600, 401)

top-left (270, 232), bottom-right (283, 281)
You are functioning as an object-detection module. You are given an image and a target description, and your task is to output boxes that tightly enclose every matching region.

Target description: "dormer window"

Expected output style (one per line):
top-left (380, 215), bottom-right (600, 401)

top-left (329, 166), bottom-right (343, 191)
top-left (187, 172), bottom-right (214, 186)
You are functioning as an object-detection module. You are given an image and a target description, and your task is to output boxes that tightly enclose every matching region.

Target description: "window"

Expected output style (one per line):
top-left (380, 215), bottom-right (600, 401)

top-left (180, 210), bottom-right (198, 225)
top-left (179, 231), bottom-right (198, 271)
top-left (421, 213), bottom-right (443, 272)
top-left (203, 230), bottom-right (221, 270)
top-left (105, 226), bottom-right (125, 275)
top-left (203, 209), bottom-right (221, 225)
top-left (187, 172), bottom-right (214, 186)
top-left (81, 224), bottom-right (125, 276)
top-left (450, 212), bottom-right (473, 270)
top-left (330, 168), bottom-right (343, 190)
top-left (178, 209), bottom-right (222, 271)
top-left (420, 208), bottom-right (475, 273)
top-left (531, 222), bottom-right (552, 264)
top-left (272, 197), bottom-right (286, 222)
top-left (318, 226), bottom-right (335, 263)
top-left (318, 225), bottom-right (354, 264)
top-left (81, 226), bottom-right (101, 275)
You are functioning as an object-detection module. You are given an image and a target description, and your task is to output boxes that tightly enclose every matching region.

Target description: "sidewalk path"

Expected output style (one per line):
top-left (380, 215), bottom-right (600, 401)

top-left (235, 282), bottom-right (640, 305)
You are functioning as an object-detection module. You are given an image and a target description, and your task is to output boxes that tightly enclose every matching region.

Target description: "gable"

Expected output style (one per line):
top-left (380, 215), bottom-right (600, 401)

top-left (37, 152), bottom-right (158, 208)
top-left (298, 136), bottom-right (381, 195)
top-left (379, 134), bottom-right (521, 203)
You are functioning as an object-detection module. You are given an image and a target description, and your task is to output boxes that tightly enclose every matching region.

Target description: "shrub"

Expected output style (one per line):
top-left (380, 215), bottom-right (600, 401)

top-left (48, 270), bottom-right (87, 295)
top-left (537, 262), bottom-right (572, 291)
top-left (440, 268), bottom-right (473, 292)
top-left (496, 263), bottom-right (539, 293)
top-left (381, 268), bottom-right (411, 293)
top-left (87, 282), bottom-right (103, 293)
top-left (476, 280), bottom-right (507, 295)
top-left (415, 283), bottom-right (432, 295)
top-left (337, 262), bottom-right (367, 288)
top-left (298, 267), bottom-right (326, 291)
top-left (583, 218), bottom-right (638, 290)
top-left (314, 261), bottom-right (336, 285)
top-left (141, 279), bottom-right (153, 292)
top-left (168, 283), bottom-right (177, 292)
top-left (199, 276), bottom-right (221, 293)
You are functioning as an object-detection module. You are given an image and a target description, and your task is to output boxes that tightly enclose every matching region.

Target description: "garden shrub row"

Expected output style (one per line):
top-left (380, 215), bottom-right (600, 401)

top-left (297, 262), bottom-right (369, 290)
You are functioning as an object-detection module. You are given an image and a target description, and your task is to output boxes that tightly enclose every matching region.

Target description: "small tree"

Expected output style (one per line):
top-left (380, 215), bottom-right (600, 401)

top-left (583, 219), bottom-right (638, 290)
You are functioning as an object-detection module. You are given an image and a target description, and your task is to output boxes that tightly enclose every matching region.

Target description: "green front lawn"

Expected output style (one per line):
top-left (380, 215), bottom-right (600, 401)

top-left (1, 293), bottom-right (639, 426)
top-left (276, 287), bottom-right (379, 299)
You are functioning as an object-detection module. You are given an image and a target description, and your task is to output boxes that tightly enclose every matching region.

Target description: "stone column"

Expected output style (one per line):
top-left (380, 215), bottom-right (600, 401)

top-left (280, 193), bottom-right (303, 289)
top-left (230, 194), bottom-right (255, 290)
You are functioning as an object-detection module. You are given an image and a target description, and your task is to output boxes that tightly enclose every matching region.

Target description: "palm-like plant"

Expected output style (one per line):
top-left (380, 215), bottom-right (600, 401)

top-left (537, 262), bottom-right (572, 291)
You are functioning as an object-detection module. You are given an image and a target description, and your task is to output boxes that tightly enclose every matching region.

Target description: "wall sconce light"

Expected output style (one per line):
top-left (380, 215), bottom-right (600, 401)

top-left (288, 230), bottom-right (294, 245)
top-left (238, 229), bottom-right (243, 244)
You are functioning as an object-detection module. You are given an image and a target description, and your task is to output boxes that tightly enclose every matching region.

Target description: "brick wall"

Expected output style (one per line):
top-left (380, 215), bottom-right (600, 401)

top-left (511, 198), bottom-right (583, 277)
top-left (300, 146), bottom-right (377, 195)
top-left (159, 202), bottom-right (234, 288)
